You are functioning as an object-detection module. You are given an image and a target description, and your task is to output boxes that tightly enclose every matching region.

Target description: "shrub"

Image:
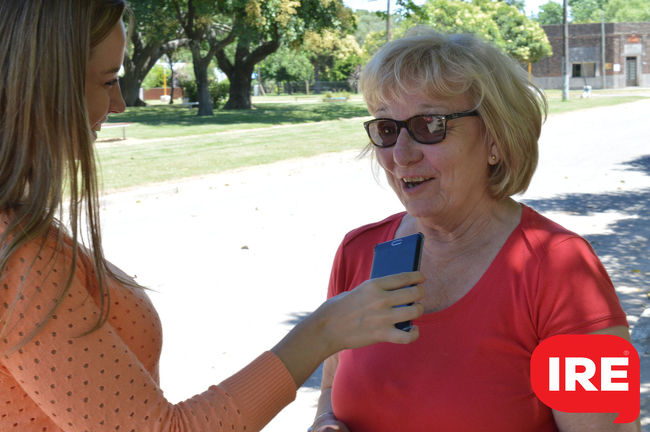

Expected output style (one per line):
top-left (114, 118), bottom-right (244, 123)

top-left (210, 80), bottom-right (230, 108)
top-left (178, 79), bottom-right (197, 102)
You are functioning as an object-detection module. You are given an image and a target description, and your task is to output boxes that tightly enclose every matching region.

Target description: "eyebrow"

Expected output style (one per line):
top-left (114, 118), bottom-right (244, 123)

top-left (103, 66), bottom-right (122, 75)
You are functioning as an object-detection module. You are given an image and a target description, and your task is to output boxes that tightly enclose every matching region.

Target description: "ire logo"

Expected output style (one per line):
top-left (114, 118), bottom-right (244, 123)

top-left (530, 334), bottom-right (640, 424)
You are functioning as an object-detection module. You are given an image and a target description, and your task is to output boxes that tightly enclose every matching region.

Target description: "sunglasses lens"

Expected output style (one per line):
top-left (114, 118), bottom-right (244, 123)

top-left (410, 115), bottom-right (445, 144)
top-left (368, 120), bottom-right (399, 147)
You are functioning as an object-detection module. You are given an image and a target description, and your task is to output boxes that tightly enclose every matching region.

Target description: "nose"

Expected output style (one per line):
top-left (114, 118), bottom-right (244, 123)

top-left (110, 81), bottom-right (126, 114)
top-left (392, 127), bottom-right (422, 167)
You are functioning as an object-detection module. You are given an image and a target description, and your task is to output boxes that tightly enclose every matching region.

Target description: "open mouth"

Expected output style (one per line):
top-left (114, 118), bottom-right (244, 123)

top-left (402, 176), bottom-right (434, 189)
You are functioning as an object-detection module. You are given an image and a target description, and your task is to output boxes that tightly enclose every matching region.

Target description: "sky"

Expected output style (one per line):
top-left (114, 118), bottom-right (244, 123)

top-left (342, 0), bottom-right (563, 17)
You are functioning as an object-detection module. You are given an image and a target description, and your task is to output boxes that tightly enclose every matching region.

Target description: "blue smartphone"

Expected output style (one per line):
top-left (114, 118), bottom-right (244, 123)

top-left (370, 232), bottom-right (424, 332)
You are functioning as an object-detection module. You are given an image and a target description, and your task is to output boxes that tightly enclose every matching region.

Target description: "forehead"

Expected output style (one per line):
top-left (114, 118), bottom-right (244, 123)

top-left (88, 21), bottom-right (126, 71)
top-left (372, 91), bottom-right (474, 117)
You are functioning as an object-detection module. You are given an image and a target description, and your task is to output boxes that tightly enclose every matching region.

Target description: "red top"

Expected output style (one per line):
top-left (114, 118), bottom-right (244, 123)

top-left (328, 205), bottom-right (628, 432)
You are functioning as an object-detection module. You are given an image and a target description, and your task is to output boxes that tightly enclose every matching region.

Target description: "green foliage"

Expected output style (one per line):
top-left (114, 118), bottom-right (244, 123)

top-left (209, 80), bottom-right (230, 108)
top-left (537, 1), bottom-right (564, 25)
top-left (327, 52), bottom-right (363, 82)
top-left (604, 0), bottom-right (650, 22)
top-left (566, 0), bottom-right (650, 23)
top-left (503, 0), bottom-right (525, 11)
top-left (127, 0), bottom-right (181, 45)
top-left (260, 47), bottom-right (314, 83)
top-left (178, 79), bottom-right (198, 102)
top-left (361, 31), bottom-right (388, 62)
top-left (568, 0), bottom-right (607, 22)
top-left (400, 0), bottom-right (552, 63)
top-left (142, 64), bottom-right (170, 89)
top-left (352, 10), bottom-right (396, 46)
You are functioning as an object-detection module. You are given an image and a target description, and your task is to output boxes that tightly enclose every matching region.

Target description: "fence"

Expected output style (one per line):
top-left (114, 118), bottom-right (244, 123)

top-left (256, 80), bottom-right (358, 96)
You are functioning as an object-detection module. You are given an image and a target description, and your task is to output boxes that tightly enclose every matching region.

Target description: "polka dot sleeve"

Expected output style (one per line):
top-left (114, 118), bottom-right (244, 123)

top-left (0, 227), bottom-right (296, 431)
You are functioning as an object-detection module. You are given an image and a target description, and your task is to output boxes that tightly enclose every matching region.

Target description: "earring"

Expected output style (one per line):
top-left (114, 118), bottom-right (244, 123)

top-left (490, 154), bottom-right (497, 162)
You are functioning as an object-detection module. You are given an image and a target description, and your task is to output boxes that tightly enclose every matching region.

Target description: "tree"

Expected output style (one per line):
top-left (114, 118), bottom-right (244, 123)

top-left (502, 0), bottom-right (525, 11)
top-left (401, 0), bottom-right (552, 64)
top-left (259, 46), bottom-right (313, 93)
top-left (120, 0), bottom-right (186, 106)
top-left (568, 0), bottom-right (606, 22)
top-left (536, 1), bottom-right (564, 25)
top-left (215, 0), bottom-right (356, 109)
top-left (605, 0), bottom-right (650, 22)
top-left (302, 30), bottom-right (362, 88)
top-left (485, 1), bottom-right (553, 63)
top-left (173, 0), bottom-right (236, 116)
top-left (566, 0), bottom-right (650, 23)
top-left (353, 10), bottom-right (397, 47)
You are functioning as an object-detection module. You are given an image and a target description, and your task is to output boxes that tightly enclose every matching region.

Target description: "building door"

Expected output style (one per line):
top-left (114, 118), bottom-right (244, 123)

top-left (625, 57), bottom-right (638, 86)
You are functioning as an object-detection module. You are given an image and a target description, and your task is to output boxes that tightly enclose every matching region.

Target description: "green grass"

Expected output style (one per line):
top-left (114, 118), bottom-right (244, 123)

top-left (546, 95), bottom-right (648, 115)
top-left (96, 93), bottom-right (648, 192)
top-left (97, 118), bottom-right (367, 191)
top-left (97, 101), bottom-right (370, 140)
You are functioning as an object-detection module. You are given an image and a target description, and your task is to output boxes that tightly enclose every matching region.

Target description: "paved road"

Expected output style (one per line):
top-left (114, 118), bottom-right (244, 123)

top-left (99, 98), bottom-right (650, 430)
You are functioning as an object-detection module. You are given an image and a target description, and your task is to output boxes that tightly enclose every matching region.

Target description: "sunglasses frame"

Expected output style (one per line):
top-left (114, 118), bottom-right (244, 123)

top-left (364, 110), bottom-right (480, 148)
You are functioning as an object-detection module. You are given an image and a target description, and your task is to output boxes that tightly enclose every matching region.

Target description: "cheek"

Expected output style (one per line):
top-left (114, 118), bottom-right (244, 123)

top-left (84, 84), bottom-right (109, 126)
top-left (375, 148), bottom-right (394, 172)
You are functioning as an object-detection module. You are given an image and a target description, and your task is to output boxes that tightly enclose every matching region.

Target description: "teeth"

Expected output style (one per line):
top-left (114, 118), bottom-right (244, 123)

top-left (402, 177), bottom-right (430, 183)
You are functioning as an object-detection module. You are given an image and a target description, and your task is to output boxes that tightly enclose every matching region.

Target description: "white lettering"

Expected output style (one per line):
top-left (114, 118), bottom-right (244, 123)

top-left (565, 357), bottom-right (598, 391)
top-left (601, 357), bottom-right (629, 391)
top-left (549, 357), bottom-right (560, 391)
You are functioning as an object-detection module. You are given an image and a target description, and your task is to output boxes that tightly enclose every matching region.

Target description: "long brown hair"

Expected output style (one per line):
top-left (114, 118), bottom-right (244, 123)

top-left (0, 0), bottom-right (127, 348)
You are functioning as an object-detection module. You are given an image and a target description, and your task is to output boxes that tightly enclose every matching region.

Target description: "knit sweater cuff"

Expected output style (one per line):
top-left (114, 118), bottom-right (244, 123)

top-left (219, 351), bottom-right (297, 431)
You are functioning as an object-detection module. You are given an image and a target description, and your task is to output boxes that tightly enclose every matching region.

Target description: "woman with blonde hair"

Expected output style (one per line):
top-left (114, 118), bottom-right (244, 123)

top-left (0, 2), bottom-right (426, 430)
top-left (311, 29), bottom-right (638, 432)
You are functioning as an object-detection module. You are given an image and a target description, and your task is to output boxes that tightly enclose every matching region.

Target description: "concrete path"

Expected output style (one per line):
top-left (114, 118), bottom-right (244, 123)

top-left (99, 98), bottom-right (650, 430)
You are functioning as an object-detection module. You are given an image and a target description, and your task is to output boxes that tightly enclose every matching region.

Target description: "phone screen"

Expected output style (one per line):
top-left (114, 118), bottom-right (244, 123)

top-left (370, 232), bottom-right (423, 331)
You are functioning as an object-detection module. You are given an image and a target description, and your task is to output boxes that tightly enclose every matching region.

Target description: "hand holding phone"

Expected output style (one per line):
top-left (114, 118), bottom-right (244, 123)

top-left (370, 232), bottom-right (424, 331)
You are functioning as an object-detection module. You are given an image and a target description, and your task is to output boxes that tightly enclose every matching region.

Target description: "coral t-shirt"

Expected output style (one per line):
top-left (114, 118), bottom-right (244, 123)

top-left (0, 216), bottom-right (296, 432)
top-left (328, 205), bottom-right (628, 432)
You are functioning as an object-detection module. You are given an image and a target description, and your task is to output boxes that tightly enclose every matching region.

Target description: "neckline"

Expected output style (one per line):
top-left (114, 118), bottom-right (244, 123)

top-left (390, 204), bottom-right (528, 322)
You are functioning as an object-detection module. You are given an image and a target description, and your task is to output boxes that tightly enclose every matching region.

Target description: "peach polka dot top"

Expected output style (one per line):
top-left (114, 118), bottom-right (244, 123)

top-left (0, 217), bottom-right (296, 431)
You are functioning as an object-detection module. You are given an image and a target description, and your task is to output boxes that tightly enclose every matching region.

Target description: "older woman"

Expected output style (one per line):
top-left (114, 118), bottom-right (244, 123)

top-left (311, 30), bottom-right (638, 432)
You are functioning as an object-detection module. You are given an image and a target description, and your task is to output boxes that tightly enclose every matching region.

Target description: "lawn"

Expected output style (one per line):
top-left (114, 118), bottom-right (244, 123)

top-left (96, 92), bottom-right (649, 192)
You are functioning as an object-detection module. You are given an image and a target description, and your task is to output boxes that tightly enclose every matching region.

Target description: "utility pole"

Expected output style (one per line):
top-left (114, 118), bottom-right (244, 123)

top-left (562, 0), bottom-right (570, 101)
top-left (386, 0), bottom-right (391, 43)
top-left (601, 9), bottom-right (606, 89)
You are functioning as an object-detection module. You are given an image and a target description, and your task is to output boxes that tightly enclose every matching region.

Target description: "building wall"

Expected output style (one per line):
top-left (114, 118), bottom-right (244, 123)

top-left (142, 87), bottom-right (184, 100)
top-left (532, 22), bottom-right (650, 89)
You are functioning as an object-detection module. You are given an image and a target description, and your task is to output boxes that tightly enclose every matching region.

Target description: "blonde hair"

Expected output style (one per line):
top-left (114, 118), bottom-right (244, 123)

top-left (360, 28), bottom-right (547, 199)
top-left (0, 0), bottom-right (126, 347)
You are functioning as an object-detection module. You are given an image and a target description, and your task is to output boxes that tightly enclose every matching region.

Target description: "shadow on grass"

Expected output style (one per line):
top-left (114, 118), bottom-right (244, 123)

top-left (106, 102), bottom-right (370, 127)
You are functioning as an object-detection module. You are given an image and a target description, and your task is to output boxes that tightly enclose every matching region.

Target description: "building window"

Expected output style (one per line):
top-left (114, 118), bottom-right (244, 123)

top-left (572, 62), bottom-right (596, 77)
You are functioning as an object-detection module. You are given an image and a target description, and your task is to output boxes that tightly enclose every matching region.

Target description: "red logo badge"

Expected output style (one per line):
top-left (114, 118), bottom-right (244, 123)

top-left (530, 334), bottom-right (640, 423)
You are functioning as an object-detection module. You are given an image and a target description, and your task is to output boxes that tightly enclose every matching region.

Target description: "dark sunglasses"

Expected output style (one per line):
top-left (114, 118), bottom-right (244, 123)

top-left (363, 110), bottom-right (479, 148)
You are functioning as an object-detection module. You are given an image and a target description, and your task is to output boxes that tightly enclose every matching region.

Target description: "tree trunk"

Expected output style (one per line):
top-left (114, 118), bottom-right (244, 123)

top-left (167, 55), bottom-right (175, 104)
top-left (194, 61), bottom-right (214, 116)
top-left (190, 42), bottom-right (214, 116)
top-left (224, 69), bottom-right (253, 109)
top-left (119, 74), bottom-right (145, 107)
top-left (217, 40), bottom-right (280, 110)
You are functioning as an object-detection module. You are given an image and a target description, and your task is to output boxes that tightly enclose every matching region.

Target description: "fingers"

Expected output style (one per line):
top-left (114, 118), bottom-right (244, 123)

top-left (391, 301), bottom-right (424, 323)
top-left (386, 324), bottom-right (421, 344)
top-left (384, 283), bottom-right (425, 308)
top-left (373, 271), bottom-right (425, 291)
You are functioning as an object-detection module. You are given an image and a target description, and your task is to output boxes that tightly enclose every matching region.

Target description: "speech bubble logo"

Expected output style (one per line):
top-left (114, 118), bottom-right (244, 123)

top-left (530, 334), bottom-right (639, 423)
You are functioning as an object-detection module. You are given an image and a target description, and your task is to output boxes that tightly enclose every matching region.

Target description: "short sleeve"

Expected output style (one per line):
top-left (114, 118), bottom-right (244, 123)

top-left (534, 236), bottom-right (628, 340)
top-left (327, 241), bottom-right (346, 300)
